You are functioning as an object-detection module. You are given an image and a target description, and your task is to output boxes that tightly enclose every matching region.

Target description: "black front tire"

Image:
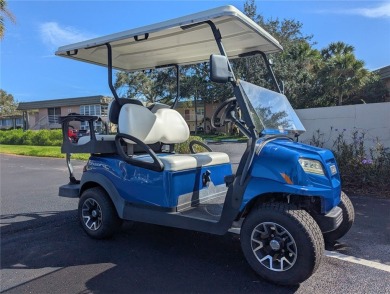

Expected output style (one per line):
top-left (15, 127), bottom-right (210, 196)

top-left (240, 202), bottom-right (324, 286)
top-left (323, 191), bottom-right (355, 243)
top-left (78, 187), bottom-right (122, 239)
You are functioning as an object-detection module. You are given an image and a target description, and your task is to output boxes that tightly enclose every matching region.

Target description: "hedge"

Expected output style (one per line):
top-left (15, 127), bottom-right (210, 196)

top-left (0, 129), bottom-right (205, 153)
top-left (0, 129), bottom-right (63, 146)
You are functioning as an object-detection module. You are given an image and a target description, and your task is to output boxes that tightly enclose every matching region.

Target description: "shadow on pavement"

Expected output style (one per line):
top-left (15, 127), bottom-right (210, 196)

top-left (4, 194), bottom-right (387, 292)
top-left (1, 211), bottom-right (298, 293)
top-left (1, 211), bottom-right (77, 235)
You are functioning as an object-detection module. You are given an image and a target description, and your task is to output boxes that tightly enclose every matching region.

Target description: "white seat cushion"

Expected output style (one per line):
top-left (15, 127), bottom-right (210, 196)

top-left (77, 135), bottom-right (115, 145)
top-left (134, 152), bottom-right (230, 171)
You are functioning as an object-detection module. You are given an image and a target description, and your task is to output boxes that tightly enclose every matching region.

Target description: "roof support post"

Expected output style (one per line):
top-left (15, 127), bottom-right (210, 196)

top-left (181, 21), bottom-right (236, 82)
top-left (105, 43), bottom-right (121, 104)
top-left (172, 64), bottom-right (180, 109)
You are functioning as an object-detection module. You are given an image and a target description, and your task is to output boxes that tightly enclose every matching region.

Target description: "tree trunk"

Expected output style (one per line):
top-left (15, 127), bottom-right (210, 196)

top-left (338, 94), bottom-right (343, 106)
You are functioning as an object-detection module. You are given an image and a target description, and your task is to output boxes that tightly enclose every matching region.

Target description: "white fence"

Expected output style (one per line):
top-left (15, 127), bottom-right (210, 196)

top-left (296, 102), bottom-right (390, 151)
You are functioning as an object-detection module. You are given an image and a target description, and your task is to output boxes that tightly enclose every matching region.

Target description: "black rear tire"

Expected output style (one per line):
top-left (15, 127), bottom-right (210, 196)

top-left (323, 191), bottom-right (355, 243)
top-left (240, 202), bottom-right (324, 286)
top-left (78, 187), bottom-right (122, 239)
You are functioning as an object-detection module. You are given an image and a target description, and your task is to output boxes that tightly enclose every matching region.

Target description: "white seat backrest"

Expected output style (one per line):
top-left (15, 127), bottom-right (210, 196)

top-left (118, 104), bottom-right (189, 144)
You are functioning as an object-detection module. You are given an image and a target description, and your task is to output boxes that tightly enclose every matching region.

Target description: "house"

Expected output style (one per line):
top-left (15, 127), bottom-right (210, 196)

top-left (15, 94), bottom-right (230, 135)
top-left (175, 100), bottom-right (205, 132)
top-left (175, 100), bottom-right (227, 134)
top-left (0, 115), bottom-right (23, 130)
top-left (17, 96), bottom-right (112, 132)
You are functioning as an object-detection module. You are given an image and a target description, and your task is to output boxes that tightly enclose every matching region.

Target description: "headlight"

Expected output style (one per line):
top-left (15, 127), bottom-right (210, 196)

top-left (298, 158), bottom-right (325, 175)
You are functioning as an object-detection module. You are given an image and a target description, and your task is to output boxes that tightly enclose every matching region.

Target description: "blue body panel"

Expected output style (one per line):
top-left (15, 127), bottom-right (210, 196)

top-left (85, 155), bottom-right (232, 208)
top-left (82, 138), bottom-right (341, 214)
top-left (240, 139), bottom-right (341, 213)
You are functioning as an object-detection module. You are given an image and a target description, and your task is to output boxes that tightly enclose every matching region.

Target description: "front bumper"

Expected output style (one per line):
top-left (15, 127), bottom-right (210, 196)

top-left (312, 206), bottom-right (343, 233)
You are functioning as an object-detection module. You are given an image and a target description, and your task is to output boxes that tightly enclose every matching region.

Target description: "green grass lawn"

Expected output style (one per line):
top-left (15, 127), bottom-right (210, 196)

top-left (0, 145), bottom-right (90, 160)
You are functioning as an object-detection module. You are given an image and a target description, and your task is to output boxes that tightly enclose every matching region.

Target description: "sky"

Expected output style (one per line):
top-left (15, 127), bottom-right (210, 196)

top-left (1, 0), bottom-right (390, 103)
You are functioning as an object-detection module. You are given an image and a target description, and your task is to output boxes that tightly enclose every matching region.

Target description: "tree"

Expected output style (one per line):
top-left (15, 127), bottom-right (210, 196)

top-left (113, 0), bottom-right (386, 111)
top-left (243, 0), bottom-right (257, 21)
top-left (181, 63), bottom-right (234, 133)
top-left (350, 72), bottom-right (388, 104)
top-left (240, 0), bottom-right (321, 108)
top-left (242, 0), bottom-right (385, 108)
top-left (316, 42), bottom-right (370, 106)
top-left (0, 0), bottom-right (15, 39)
top-left (114, 67), bottom-right (178, 105)
top-left (0, 89), bottom-right (19, 116)
top-left (181, 63), bottom-right (233, 105)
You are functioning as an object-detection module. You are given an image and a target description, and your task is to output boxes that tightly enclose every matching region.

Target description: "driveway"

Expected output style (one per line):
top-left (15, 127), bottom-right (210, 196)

top-left (1, 151), bottom-right (389, 293)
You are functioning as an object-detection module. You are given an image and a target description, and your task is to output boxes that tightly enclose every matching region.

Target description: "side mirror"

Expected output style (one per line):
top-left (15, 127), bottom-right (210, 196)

top-left (210, 54), bottom-right (233, 83)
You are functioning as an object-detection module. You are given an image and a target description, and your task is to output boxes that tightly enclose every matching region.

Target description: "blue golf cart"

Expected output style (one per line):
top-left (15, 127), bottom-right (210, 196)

top-left (56, 6), bottom-right (354, 285)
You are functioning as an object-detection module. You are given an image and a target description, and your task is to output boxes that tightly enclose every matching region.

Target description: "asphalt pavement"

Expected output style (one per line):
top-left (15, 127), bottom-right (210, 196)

top-left (1, 147), bottom-right (390, 293)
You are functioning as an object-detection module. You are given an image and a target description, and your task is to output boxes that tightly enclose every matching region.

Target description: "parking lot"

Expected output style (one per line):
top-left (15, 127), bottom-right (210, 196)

top-left (1, 147), bottom-right (390, 293)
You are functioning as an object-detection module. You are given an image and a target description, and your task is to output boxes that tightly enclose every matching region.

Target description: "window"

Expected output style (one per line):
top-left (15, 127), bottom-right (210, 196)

top-left (101, 105), bottom-right (108, 116)
top-left (80, 104), bottom-right (108, 116)
top-left (196, 108), bottom-right (204, 115)
top-left (80, 105), bottom-right (107, 132)
top-left (15, 118), bottom-right (23, 125)
top-left (48, 107), bottom-right (61, 123)
top-left (0, 119), bottom-right (12, 126)
top-left (184, 109), bottom-right (190, 120)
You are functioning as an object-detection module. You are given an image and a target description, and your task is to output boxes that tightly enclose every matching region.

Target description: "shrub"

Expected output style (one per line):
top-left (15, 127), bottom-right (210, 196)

top-left (0, 130), bottom-right (210, 154)
top-left (0, 129), bottom-right (63, 146)
top-left (310, 128), bottom-right (390, 197)
top-left (175, 136), bottom-right (208, 154)
top-left (0, 129), bottom-right (23, 145)
top-left (21, 130), bottom-right (34, 145)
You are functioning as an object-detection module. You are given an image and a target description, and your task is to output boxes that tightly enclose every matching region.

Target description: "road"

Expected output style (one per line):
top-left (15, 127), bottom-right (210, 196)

top-left (1, 147), bottom-right (390, 293)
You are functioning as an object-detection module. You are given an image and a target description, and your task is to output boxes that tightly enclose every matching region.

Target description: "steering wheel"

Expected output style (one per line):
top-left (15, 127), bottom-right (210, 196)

top-left (211, 98), bottom-right (238, 128)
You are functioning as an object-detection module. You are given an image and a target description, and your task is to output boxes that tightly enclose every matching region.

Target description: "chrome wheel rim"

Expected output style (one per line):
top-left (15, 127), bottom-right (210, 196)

top-left (251, 222), bottom-right (297, 272)
top-left (81, 198), bottom-right (102, 231)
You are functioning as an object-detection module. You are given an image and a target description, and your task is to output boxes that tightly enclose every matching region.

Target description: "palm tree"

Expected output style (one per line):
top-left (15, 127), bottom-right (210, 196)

top-left (319, 42), bottom-right (369, 106)
top-left (321, 42), bottom-right (354, 60)
top-left (0, 0), bottom-right (15, 39)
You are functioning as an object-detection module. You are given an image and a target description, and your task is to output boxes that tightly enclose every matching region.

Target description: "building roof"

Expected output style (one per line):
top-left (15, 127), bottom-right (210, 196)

top-left (17, 95), bottom-right (112, 111)
top-left (375, 65), bottom-right (390, 80)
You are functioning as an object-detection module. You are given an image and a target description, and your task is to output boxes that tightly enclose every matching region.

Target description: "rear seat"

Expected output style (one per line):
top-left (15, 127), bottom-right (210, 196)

top-left (75, 99), bottom-right (231, 171)
top-left (132, 152), bottom-right (230, 171)
top-left (118, 103), bottom-right (230, 171)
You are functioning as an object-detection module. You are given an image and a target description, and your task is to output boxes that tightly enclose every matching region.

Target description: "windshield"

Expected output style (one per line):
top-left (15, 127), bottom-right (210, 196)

top-left (239, 80), bottom-right (306, 136)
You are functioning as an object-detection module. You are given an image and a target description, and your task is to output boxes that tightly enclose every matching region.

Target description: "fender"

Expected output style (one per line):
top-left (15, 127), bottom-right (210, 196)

top-left (80, 172), bottom-right (126, 218)
top-left (240, 176), bottom-right (339, 213)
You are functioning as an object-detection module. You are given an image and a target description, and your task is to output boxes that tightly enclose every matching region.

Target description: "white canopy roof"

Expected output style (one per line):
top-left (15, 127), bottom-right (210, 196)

top-left (55, 5), bottom-right (283, 71)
